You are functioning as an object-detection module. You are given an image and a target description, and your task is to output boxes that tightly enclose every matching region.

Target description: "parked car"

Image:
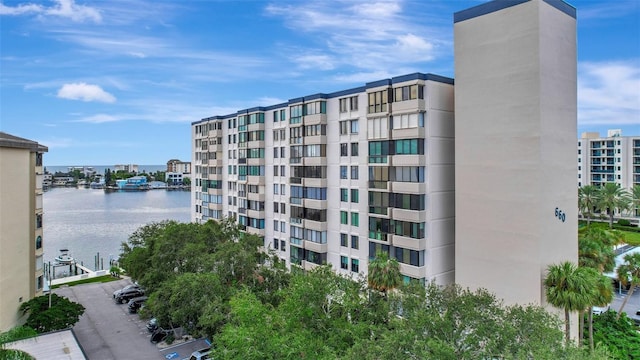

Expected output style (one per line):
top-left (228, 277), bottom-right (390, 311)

top-left (112, 284), bottom-right (141, 298)
top-left (146, 318), bottom-right (158, 333)
top-left (150, 328), bottom-right (171, 344)
top-left (114, 288), bottom-right (144, 304)
top-left (592, 304), bottom-right (610, 315)
top-left (127, 296), bottom-right (148, 313)
top-left (189, 347), bottom-right (211, 360)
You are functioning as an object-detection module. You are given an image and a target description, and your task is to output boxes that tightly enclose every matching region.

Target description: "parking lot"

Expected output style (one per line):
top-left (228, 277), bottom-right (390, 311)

top-left (55, 278), bottom-right (209, 360)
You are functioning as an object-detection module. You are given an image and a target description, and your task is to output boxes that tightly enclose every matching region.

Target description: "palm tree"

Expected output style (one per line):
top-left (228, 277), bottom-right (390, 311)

top-left (544, 261), bottom-right (595, 344)
top-left (578, 185), bottom-right (599, 228)
top-left (597, 183), bottom-right (631, 229)
top-left (578, 227), bottom-right (618, 350)
top-left (578, 228), bottom-right (618, 273)
top-left (587, 273), bottom-right (614, 352)
top-left (367, 251), bottom-right (401, 296)
top-left (631, 185), bottom-right (640, 217)
top-left (616, 252), bottom-right (640, 320)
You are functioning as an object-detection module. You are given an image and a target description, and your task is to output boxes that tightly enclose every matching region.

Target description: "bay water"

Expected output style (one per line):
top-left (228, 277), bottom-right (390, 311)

top-left (43, 187), bottom-right (191, 269)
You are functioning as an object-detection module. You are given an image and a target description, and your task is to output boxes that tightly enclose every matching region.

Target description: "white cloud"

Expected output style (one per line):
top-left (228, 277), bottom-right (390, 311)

top-left (264, 1), bottom-right (444, 75)
top-left (57, 83), bottom-right (116, 103)
top-left (76, 114), bottom-right (121, 123)
top-left (578, 60), bottom-right (640, 126)
top-left (0, 0), bottom-right (101, 23)
top-left (0, 3), bottom-right (43, 15)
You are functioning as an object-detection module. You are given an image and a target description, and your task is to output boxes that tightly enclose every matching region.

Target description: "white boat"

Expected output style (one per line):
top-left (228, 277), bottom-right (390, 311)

top-left (55, 249), bottom-right (74, 264)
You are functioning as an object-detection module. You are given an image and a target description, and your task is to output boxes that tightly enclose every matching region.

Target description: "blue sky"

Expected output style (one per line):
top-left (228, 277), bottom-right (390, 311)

top-left (1, 0), bottom-right (639, 166)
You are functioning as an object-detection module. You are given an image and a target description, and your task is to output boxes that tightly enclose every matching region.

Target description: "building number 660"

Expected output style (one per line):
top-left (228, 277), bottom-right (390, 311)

top-left (554, 207), bottom-right (566, 223)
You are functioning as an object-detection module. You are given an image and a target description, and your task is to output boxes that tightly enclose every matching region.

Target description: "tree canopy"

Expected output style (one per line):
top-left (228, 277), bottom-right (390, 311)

top-left (18, 294), bottom-right (84, 333)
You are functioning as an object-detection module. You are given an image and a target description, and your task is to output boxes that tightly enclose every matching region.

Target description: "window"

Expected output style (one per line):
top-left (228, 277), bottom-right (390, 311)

top-left (341, 188), bottom-right (349, 202)
top-left (340, 166), bottom-right (348, 179)
top-left (351, 166), bottom-right (359, 179)
top-left (350, 120), bottom-right (359, 134)
top-left (391, 113), bottom-right (423, 129)
top-left (351, 258), bottom-right (359, 273)
top-left (281, 202), bottom-right (286, 214)
top-left (351, 212), bottom-right (359, 226)
top-left (281, 221), bottom-right (286, 232)
top-left (351, 142), bottom-right (359, 156)
top-left (393, 84), bottom-right (423, 102)
top-left (281, 240), bottom-right (286, 251)
top-left (339, 96), bottom-right (358, 112)
top-left (340, 121), bottom-right (349, 135)
top-left (274, 148), bottom-right (279, 158)
top-left (36, 214), bottom-right (42, 229)
top-left (280, 165), bottom-right (285, 177)
top-left (274, 184), bottom-right (279, 195)
top-left (281, 184), bottom-right (286, 195)
top-left (340, 143), bottom-right (348, 156)
top-left (351, 189), bottom-right (359, 203)
top-left (341, 211), bottom-right (348, 225)
top-left (280, 147), bottom-right (285, 158)
top-left (341, 233), bottom-right (348, 247)
top-left (274, 166), bottom-right (279, 176)
top-left (274, 130), bottom-right (279, 140)
top-left (368, 89), bottom-right (388, 113)
top-left (274, 238), bottom-right (279, 249)
top-left (351, 235), bottom-right (359, 249)
top-left (367, 117), bottom-right (389, 139)
top-left (36, 236), bottom-right (42, 250)
top-left (341, 256), bottom-right (349, 269)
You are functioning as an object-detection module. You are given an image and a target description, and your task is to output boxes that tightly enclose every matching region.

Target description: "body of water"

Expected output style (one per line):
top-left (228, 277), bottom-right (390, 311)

top-left (43, 187), bottom-right (191, 269)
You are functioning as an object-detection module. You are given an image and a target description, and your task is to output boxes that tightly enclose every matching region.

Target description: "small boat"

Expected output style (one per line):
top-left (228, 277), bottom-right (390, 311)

top-left (55, 249), bottom-right (74, 264)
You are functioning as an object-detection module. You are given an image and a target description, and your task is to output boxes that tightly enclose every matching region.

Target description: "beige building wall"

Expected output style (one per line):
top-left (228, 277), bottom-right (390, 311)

top-left (0, 133), bottom-right (47, 332)
top-left (454, 0), bottom-right (577, 313)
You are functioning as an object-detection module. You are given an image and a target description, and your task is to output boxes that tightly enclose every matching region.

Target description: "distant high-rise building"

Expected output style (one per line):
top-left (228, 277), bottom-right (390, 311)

top-left (0, 132), bottom-right (48, 332)
top-left (166, 159), bottom-right (192, 175)
top-left (578, 130), bottom-right (640, 193)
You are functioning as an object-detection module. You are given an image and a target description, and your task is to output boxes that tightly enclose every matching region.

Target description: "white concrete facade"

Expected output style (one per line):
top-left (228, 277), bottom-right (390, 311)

top-left (454, 0), bottom-right (578, 313)
top-left (192, 73), bottom-right (455, 283)
top-left (0, 132), bottom-right (48, 332)
top-left (578, 130), bottom-right (640, 196)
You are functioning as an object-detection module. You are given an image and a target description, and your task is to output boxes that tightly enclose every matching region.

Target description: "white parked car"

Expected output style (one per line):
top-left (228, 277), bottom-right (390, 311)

top-left (592, 304), bottom-right (610, 315)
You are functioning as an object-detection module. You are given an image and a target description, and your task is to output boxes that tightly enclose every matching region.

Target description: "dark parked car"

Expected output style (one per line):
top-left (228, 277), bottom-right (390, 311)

top-left (114, 288), bottom-right (144, 304)
top-left (127, 296), bottom-right (148, 313)
top-left (112, 284), bottom-right (141, 299)
top-left (150, 328), bottom-right (171, 344)
top-left (146, 318), bottom-right (158, 333)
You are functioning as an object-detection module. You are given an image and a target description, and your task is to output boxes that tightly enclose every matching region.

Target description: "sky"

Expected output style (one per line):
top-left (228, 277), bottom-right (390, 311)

top-left (1, 0), bottom-right (639, 166)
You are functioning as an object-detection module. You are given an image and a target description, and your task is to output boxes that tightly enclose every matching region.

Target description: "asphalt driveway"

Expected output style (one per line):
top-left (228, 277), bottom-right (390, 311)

top-left (55, 279), bottom-right (210, 360)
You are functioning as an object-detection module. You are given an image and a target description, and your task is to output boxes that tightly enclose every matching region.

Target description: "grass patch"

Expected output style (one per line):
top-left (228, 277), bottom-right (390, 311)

top-left (581, 221), bottom-right (640, 246)
top-left (52, 275), bottom-right (121, 289)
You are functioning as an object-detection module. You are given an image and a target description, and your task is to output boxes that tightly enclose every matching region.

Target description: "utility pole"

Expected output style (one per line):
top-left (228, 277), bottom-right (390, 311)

top-left (48, 261), bottom-right (52, 308)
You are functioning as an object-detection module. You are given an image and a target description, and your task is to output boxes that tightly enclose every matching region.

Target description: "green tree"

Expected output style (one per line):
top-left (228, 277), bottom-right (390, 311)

top-left (592, 310), bottom-right (640, 359)
top-left (367, 251), bottom-right (401, 296)
top-left (579, 185), bottom-right (600, 228)
top-left (616, 252), bottom-right (640, 320)
top-left (182, 177), bottom-right (191, 186)
top-left (631, 185), bottom-right (640, 217)
top-left (544, 261), bottom-right (595, 344)
top-left (19, 294), bottom-right (84, 333)
top-left (0, 326), bottom-right (37, 360)
top-left (597, 183), bottom-right (631, 229)
top-left (104, 168), bottom-right (112, 185)
top-left (587, 273), bottom-right (614, 352)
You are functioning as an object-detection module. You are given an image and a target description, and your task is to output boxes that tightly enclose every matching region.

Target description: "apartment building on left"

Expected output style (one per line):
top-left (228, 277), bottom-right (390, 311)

top-left (0, 132), bottom-right (48, 332)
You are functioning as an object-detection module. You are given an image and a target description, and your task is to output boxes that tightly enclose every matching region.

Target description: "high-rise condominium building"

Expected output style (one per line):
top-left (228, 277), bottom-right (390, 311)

top-left (578, 129), bottom-right (640, 193)
top-left (192, 73), bottom-right (455, 284)
top-left (454, 0), bottom-right (578, 314)
top-left (0, 132), bottom-right (48, 332)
